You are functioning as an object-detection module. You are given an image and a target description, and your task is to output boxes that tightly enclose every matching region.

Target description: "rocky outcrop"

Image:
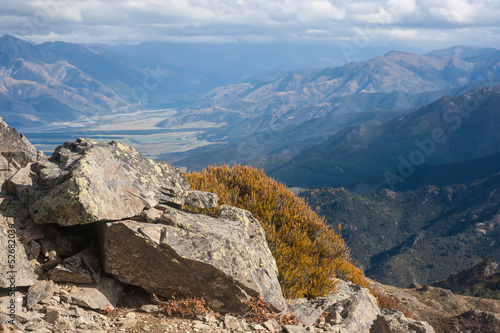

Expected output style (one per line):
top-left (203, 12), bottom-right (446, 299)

top-left (0, 131), bottom-right (437, 332)
top-left (432, 259), bottom-right (500, 297)
top-left (98, 204), bottom-right (285, 314)
top-left (370, 309), bottom-right (435, 333)
top-left (29, 138), bottom-right (190, 226)
top-left (2, 136), bottom-right (284, 316)
top-left (289, 279), bottom-right (380, 331)
top-left (0, 117), bottom-right (38, 187)
top-left (286, 279), bottom-right (435, 333)
top-left (450, 309), bottom-right (500, 333)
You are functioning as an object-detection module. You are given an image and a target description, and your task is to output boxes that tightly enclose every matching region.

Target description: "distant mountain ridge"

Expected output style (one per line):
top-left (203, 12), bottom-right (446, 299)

top-left (268, 85), bottom-right (500, 188)
top-left (433, 259), bottom-right (500, 300)
top-left (178, 47), bottom-right (500, 128)
top-left (0, 35), bottom-right (142, 127)
top-left (165, 46), bottom-right (500, 173)
top-left (301, 172), bottom-right (500, 288)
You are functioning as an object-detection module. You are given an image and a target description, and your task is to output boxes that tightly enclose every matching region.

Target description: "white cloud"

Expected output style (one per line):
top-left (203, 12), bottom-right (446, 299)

top-left (427, 0), bottom-right (476, 24)
top-left (0, 0), bottom-right (499, 50)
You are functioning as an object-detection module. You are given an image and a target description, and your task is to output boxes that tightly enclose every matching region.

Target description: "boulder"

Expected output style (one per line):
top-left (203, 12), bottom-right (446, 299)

top-left (330, 280), bottom-right (381, 333)
top-left (98, 205), bottom-right (286, 314)
top-left (370, 309), bottom-right (435, 333)
top-left (29, 138), bottom-right (190, 226)
top-left (0, 117), bottom-right (38, 187)
top-left (289, 279), bottom-right (381, 331)
top-left (0, 218), bottom-right (37, 288)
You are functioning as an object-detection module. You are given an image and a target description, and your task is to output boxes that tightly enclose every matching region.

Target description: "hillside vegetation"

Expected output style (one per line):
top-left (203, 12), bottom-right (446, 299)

top-left (185, 164), bottom-right (365, 299)
top-left (301, 173), bottom-right (500, 287)
top-left (271, 85), bottom-right (500, 188)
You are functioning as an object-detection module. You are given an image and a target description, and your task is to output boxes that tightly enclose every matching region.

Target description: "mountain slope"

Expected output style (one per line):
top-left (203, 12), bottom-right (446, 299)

top-left (177, 48), bottom-right (500, 128)
top-left (0, 35), bottom-right (143, 127)
top-left (301, 173), bottom-right (500, 288)
top-left (344, 152), bottom-right (500, 194)
top-left (433, 259), bottom-right (500, 299)
top-left (270, 85), bottom-right (500, 188)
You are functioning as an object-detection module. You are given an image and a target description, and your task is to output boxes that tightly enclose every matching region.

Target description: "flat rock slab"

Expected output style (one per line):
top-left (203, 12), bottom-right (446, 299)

top-left (61, 276), bottom-right (123, 311)
top-left (98, 205), bottom-right (286, 314)
top-left (29, 138), bottom-right (190, 226)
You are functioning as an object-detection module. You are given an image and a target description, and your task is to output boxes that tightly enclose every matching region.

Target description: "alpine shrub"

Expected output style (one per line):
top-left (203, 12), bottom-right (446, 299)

top-left (185, 164), bottom-right (366, 299)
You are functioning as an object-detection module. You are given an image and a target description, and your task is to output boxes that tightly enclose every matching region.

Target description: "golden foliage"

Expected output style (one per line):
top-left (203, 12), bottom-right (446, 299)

top-left (370, 288), bottom-right (415, 319)
top-left (185, 164), bottom-right (366, 299)
top-left (153, 291), bottom-right (217, 319)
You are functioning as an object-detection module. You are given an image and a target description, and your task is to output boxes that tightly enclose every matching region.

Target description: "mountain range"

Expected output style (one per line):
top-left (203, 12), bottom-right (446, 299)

top-left (269, 85), bottom-right (500, 188)
top-left (0, 34), bottom-right (384, 130)
top-left (164, 46), bottom-right (500, 175)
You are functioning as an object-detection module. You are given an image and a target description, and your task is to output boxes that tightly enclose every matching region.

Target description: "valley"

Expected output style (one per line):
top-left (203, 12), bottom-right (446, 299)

top-left (20, 109), bottom-right (217, 158)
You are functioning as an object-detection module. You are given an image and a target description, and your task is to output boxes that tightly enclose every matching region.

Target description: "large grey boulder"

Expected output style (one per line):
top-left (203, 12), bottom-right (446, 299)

top-left (29, 138), bottom-right (190, 226)
top-left (0, 117), bottom-right (38, 187)
top-left (98, 204), bottom-right (286, 314)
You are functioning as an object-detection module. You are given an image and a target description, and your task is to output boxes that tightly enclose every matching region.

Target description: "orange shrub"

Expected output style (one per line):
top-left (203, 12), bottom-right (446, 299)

top-left (185, 164), bottom-right (366, 299)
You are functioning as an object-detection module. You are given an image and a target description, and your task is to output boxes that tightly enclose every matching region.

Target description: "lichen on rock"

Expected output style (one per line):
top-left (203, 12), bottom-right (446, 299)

top-left (29, 138), bottom-right (190, 226)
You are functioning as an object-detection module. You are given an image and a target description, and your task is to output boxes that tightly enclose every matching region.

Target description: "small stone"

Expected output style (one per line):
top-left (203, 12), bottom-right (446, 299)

top-left (115, 318), bottom-right (137, 329)
top-left (224, 314), bottom-right (241, 330)
top-left (26, 280), bottom-right (56, 310)
top-left (193, 321), bottom-right (211, 330)
top-left (264, 318), bottom-right (282, 332)
top-left (252, 323), bottom-right (266, 330)
top-left (142, 325), bottom-right (151, 331)
top-left (140, 304), bottom-right (159, 313)
top-left (44, 310), bottom-right (60, 324)
top-left (125, 312), bottom-right (136, 319)
top-left (203, 313), bottom-right (218, 324)
top-left (69, 285), bottom-right (79, 293)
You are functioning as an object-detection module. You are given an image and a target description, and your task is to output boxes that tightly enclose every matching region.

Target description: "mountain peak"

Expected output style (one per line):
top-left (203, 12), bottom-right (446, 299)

top-left (426, 45), bottom-right (500, 61)
top-left (0, 34), bottom-right (32, 45)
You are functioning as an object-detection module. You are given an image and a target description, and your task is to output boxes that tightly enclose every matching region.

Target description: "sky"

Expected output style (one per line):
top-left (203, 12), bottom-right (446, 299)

top-left (1, 0), bottom-right (500, 52)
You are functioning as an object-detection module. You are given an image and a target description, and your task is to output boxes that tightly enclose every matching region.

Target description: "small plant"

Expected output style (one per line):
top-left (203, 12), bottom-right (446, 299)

top-left (244, 297), bottom-right (298, 326)
top-left (100, 307), bottom-right (114, 315)
top-left (421, 284), bottom-right (430, 292)
top-left (153, 291), bottom-right (217, 319)
top-left (370, 288), bottom-right (415, 319)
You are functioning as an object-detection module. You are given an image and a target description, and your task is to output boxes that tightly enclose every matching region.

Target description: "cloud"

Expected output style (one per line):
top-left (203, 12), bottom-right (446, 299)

top-left (0, 0), bottom-right (498, 50)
